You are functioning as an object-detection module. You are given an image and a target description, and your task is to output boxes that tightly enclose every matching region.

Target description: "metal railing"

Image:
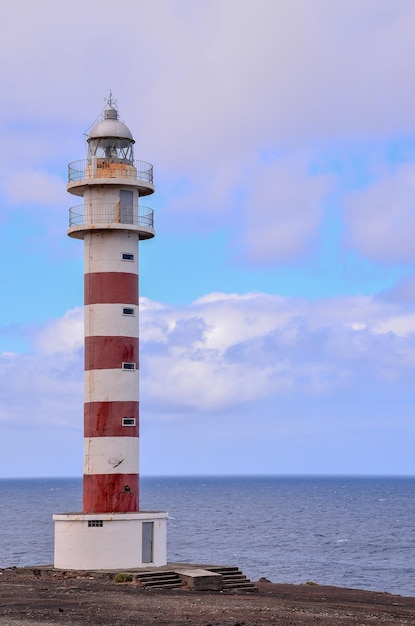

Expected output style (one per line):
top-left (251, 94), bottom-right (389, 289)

top-left (68, 159), bottom-right (153, 184)
top-left (69, 203), bottom-right (154, 228)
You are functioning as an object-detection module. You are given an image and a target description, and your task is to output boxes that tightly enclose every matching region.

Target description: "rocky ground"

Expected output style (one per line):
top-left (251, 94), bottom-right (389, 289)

top-left (1, 567), bottom-right (415, 625)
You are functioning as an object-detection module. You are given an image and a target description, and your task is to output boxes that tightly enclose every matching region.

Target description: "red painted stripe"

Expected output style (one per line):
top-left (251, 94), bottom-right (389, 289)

top-left (85, 336), bottom-right (138, 371)
top-left (84, 401), bottom-right (139, 437)
top-left (85, 272), bottom-right (138, 305)
top-left (83, 473), bottom-right (139, 513)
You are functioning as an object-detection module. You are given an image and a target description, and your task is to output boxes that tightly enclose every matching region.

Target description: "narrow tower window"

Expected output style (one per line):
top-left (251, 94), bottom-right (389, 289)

top-left (122, 252), bottom-right (134, 261)
top-left (122, 307), bottom-right (135, 316)
top-left (122, 362), bottom-right (136, 371)
top-left (122, 417), bottom-right (136, 426)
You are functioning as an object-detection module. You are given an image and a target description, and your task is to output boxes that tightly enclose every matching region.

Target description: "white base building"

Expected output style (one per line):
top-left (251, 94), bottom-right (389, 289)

top-left (54, 512), bottom-right (167, 570)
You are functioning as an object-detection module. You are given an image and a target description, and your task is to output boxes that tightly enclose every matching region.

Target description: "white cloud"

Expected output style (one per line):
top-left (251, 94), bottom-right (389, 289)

top-left (139, 291), bottom-right (415, 414)
top-left (3, 1), bottom-right (415, 476)
top-left (3, 170), bottom-right (66, 208)
top-left (235, 158), bottom-right (332, 263)
top-left (2, 1), bottom-right (415, 267)
top-left (0, 346), bottom-right (82, 430)
top-left (133, 0), bottom-right (415, 160)
top-left (343, 163), bottom-right (415, 263)
top-left (3, 0), bottom-right (415, 146)
top-left (0, 309), bottom-right (84, 430)
top-left (2, 289), bottom-right (415, 479)
top-left (3, 290), bottom-right (415, 428)
top-left (163, 154), bottom-right (333, 263)
top-left (34, 308), bottom-right (84, 355)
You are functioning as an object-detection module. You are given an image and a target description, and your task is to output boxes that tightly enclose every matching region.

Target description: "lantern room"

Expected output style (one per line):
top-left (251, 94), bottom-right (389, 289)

top-left (87, 101), bottom-right (135, 164)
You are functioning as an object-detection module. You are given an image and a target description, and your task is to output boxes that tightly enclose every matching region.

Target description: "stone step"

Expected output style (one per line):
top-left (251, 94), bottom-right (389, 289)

top-left (134, 570), bottom-right (183, 589)
top-left (205, 566), bottom-right (258, 592)
top-left (223, 580), bottom-right (258, 591)
top-left (142, 581), bottom-right (183, 589)
top-left (139, 577), bottom-right (181, 586)
top-left (222, 575), bottom-right (251, 583)
top-left (208, 566), bottom-right (240, 573)
top-left (226, 581), bottom-right (258, 591)
top-left (135, 572), bottom-right (179, 582)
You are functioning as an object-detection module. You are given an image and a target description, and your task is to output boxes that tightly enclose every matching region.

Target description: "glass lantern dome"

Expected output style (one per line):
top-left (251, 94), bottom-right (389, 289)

top-left (87, 103), bottom-right (135, 163)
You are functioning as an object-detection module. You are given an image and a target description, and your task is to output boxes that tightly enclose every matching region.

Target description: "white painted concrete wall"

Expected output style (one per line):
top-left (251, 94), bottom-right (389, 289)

top-left (83, 437), bottom-right (139, 475)
top-left (85, 303), bottom-right (139, 338)
top-left (53, 512), bottom-right (168, 570)
top-left (85, 369), bottom-right (139, 403)
top-left (84, 230), bottom-right (139, 274)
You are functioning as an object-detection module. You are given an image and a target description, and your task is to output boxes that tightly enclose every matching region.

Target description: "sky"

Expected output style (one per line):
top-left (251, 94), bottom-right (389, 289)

top-left (1, 0), bottom-right (415, 477)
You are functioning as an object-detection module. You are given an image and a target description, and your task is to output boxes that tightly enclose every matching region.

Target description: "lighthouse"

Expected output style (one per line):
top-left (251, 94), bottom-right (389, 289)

top-left (53, 96), bottom-right (167, 570)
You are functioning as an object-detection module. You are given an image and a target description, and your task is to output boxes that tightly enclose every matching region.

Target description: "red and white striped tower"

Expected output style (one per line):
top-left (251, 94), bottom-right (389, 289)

top-left (53, 96), bottom-right (167, 570)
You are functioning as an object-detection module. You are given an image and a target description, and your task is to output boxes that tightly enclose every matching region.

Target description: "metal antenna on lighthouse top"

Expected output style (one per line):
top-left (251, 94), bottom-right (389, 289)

top-left (103, 90), bottom-right (119, 121)
top-left (83, 92), bottom-right (119, 145)
top-left (105, 90), bottom-right (117, 108)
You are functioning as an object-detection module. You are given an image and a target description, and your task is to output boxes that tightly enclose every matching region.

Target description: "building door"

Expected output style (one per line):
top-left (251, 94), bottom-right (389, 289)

top-left (142, 522), bottom-right (154, 563)
top-left (120, 190), bottom-right (134, 224)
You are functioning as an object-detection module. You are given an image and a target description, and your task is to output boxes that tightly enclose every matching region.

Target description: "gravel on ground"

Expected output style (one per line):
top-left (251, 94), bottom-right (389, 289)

top-left (1, 567), bottom-right (414, 625)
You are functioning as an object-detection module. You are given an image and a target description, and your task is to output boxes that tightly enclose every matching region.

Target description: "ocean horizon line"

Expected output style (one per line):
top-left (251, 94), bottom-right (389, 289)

top-left (1, 473), bottom-right (415, 481)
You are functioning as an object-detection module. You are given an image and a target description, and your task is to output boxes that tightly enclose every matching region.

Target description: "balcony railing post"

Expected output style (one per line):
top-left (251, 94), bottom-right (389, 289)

top-left (69, 203), bottom-right (154, 229)
top-left (68, 160), bottom-right (153, 184)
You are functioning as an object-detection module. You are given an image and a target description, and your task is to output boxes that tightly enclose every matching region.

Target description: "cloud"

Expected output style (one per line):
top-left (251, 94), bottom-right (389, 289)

top-left (139, 291), bottom-right (415, 414)
top-left (2, 290), bottom-right (415, 478)
top-left (4, 292), bottom-right (415, 429)
top-left (2, 1), bottom-right (415, 268)
top-left (378, 275), bottom-right (415, 305)
top-left (3, 0), bottom-right (415, 146)
top-left (2, 1), bottom-right (415, 168)
top-left (3, 170), bottom-right (66, 208)
top-left (34, 308), bottom-right (84, 355)
top-left (343, 163), bottom-right (415, 263)
top-left (134, 0), bottom-right (415, 161)
top-left (3, 1), bottom-right (415, 477)
top-left (0, 308), bottom-right (83, 432)
top-left (162, 153), bottom-right (334, 265)
top-left (0, 350), bottom-right (82, 430)
top-left (235, 158), bottom-right (332, 264)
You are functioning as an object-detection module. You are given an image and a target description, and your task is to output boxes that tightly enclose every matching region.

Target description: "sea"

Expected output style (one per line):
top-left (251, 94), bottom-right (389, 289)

top-left (0, 475), bottom-right (414, 597)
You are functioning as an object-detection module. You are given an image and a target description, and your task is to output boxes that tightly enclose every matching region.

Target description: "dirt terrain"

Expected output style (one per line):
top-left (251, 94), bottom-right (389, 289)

top-left (1, 567), bottom-right (415, 626)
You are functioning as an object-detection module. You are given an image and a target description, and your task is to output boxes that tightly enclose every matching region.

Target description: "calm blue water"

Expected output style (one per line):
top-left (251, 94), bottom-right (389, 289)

top-left (0, 476), bottom-right (414, 597)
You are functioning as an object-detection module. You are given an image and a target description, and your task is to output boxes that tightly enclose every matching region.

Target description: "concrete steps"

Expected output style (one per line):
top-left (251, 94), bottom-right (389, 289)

top-left (134, 570), bottom-right (184, 590)
top-left (206, 566), bottom-right (258, 592)
top-left (117, 564), bottom-right (258, 592)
